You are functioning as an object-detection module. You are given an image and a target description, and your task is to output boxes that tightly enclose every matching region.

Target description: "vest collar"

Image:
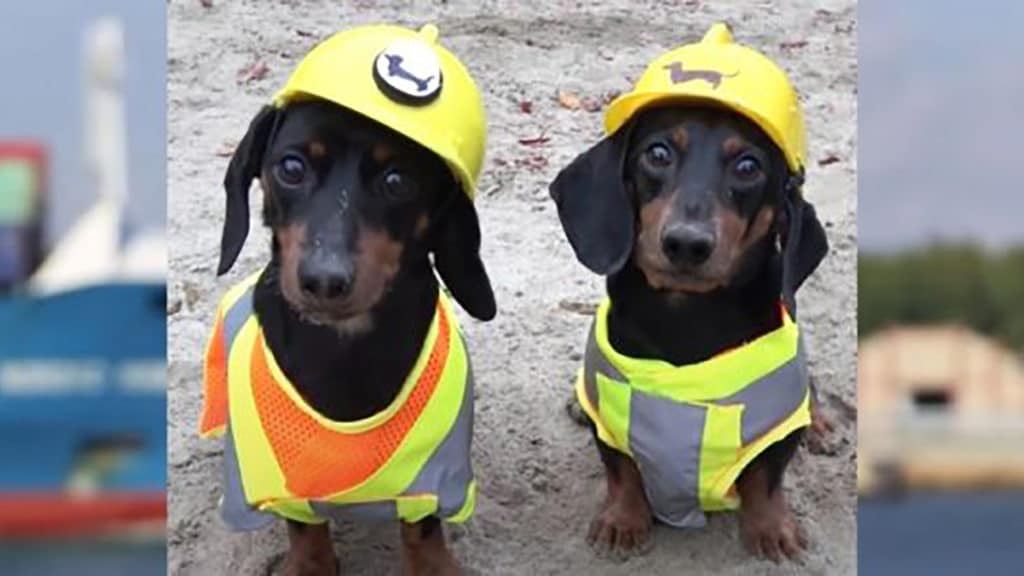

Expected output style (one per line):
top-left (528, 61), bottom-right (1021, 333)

top-left (593, 298), bottom-right (801, 401)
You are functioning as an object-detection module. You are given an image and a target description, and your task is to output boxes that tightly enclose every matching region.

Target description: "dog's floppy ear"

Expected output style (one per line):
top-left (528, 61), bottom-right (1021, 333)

top-left (779, 181), bottom-right (828, 316)
top-left (432, 189), bottom-right (497, 321)
top-left (549, 124), bottom-right (635, 275)
top-left (218, 105), bottom-right (280, 276)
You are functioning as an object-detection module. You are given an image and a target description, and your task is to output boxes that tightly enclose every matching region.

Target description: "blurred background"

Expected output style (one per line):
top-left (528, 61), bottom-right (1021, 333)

top-left (859, 0), bottom-right (1024, 573)
top-left (0, 2), bottom-right (166, 575)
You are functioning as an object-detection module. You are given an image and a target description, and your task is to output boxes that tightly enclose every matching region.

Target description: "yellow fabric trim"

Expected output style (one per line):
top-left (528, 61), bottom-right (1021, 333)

top-left (448, 480), bottom-right (477, 524)
top-left (259, 499), bottom-right (325, 525)
top-left (593, 298), bottom-right (798, 402)
top-left (705, 391), bottom-right (812, 511)
top-left (228, 318), bottom-right (289, 506)
top-left (697, 403), bottom-right (743, 511)
top-left (595, 372), bottom-right (633, 457)
top-left (199, 425), bottom-right (226, 440)
top-left (222, 269), bottom-right (263, 311)
top-left (396, 494), bottom-right (440, 523)
top-left (261, 296), bottom-right (440, 434)
top-left (575, 370), bottom-right (618, 449)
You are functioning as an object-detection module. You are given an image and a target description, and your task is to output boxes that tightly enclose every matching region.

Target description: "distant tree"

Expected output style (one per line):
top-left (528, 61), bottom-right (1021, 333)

top-left (859, 243), bottom-right (1024, 349)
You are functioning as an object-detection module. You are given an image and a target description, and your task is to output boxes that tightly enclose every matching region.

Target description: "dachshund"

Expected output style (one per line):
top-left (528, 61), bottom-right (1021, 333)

top-left (215, 99), bottom-right (495, 575)
top-left (382, 54), bottom-right (435, 93)
top-left (550, 105), bottom-right (828, 562)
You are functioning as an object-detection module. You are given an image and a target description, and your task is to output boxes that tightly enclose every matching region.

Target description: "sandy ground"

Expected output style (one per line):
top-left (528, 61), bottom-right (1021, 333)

top-left (167, 1), bottom-right (857, 574)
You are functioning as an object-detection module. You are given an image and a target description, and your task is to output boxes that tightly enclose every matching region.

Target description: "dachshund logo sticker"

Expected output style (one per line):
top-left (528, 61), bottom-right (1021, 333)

top-left (373, 39), bottom-right (443, 105)
top-left (663, 61), bottom-right (738, 89)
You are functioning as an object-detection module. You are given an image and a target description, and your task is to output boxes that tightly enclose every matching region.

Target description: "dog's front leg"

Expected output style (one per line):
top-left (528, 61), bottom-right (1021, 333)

top-left (736, 431), bottom-right (807, 562)
top-left (284, 520), bottom-right (338, 576)
top-left (587, 435), bottom-right (653, 558)
top-left (400, 516), bottom-right (459, 576)
top-left (807, 375), bottom-right (836, 451)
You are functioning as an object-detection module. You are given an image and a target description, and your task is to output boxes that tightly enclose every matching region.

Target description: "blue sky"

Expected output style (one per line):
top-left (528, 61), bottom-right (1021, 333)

top-left (0, 1), bottom-right (164, 247)
top-left (859, 0), bottom-right (1024, 250)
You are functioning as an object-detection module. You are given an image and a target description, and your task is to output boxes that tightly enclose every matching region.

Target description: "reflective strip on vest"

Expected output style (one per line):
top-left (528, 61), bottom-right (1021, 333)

top-left (577, 299), bottom-right (811, 528)
top-left (203, 276), bottom-right (476, 530)
top-left (220, 420), bottom-right (275, 530)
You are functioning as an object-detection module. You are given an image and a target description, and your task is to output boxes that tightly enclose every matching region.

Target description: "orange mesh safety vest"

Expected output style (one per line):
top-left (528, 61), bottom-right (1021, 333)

top-left (199, 272), bottom-right (476, 529)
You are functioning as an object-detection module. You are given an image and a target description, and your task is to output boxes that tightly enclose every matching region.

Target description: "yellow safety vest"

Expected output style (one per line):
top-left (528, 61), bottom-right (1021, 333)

top-left (576, 298), bottom-right (810, 528)
top-left (199, 272), bottom-right (476, 529)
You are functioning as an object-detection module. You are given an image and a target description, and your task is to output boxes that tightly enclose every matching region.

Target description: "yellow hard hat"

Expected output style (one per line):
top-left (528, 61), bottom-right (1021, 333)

top-left (273, 24), bottom-right (486, 198)
top-left (605, 23), bottom-right (806, 173)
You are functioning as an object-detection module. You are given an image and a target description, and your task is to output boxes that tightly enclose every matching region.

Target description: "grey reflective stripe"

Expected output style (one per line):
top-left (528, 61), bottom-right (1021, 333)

top-left (581, 322), bottom-right (625, 412)
top-left (628, 389), bottom-right (707, 528)
top-left (405, 339), bottom-right (474, 518)
top-left (582, 316), bottom-right (809, 528)
top-left (220, 422), bottom-right (275, 531)
top-left (222, 284), bottom-right (255, 351)
top-left (721, 336), bottom-right (809, 444)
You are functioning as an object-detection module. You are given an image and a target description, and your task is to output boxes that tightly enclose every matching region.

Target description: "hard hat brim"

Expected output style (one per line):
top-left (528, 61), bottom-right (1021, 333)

top-left (604, 92), bottom-right (803, 173)
top-left (276, 90), bottom-right (478, 199)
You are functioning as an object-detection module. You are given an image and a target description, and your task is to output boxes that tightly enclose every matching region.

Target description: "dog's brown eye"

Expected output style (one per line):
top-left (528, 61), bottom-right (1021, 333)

top-left (644, 143), bottom-right (673, 168)
top-left (275, 154), bottom-right (307, 187)
top-left (733, 156), bottom-right (762, 180)
top-left (380, 170), bottom-right (417, 201)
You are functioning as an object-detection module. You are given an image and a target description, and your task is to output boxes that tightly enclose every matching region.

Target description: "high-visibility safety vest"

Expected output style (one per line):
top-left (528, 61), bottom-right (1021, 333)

top-left (199, 272), bottom-right (476, 529)
top-left (576, 298), bottom-right (811, 528)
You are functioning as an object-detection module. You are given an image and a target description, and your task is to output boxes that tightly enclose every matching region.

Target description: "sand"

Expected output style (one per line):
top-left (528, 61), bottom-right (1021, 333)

top-left (167, 1), bottom-right (857, 574)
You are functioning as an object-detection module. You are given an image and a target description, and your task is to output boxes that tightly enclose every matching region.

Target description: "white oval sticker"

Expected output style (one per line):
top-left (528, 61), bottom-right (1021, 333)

top-left (374, 39), bottom-right (442, 103)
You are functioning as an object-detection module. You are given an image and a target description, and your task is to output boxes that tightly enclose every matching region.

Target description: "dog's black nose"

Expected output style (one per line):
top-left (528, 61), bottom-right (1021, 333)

top-left (661, 225), bottom-right (715, 266)
top-left (298, 258), bottom-right (354, 300)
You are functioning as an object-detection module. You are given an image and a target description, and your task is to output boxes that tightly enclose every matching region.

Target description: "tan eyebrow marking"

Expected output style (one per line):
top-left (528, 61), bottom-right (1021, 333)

top-left (722, 135), bottom-right (748, 157)
top-left (414, 214), bottom-right (430, 238)
top-left (372, 143), bottom-right (394, 164)
top-left (671, 127), bottom-right (689, 151)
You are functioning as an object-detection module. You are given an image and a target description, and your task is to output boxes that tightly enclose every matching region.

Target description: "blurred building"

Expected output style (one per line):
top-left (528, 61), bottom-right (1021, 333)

top-left (859, 324), bottom-right (1024, 493)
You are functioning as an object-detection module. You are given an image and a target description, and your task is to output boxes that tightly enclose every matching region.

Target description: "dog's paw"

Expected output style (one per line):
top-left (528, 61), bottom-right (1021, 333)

top-left (280, 552), bottom-right (339, 576)
top-left (565, 393), bottom-right (589, 427)
top-left (586, 498), bottom-right (653, 560)
top-left (805, 402), bottom-right (839, 455)
top-left (740, 498), bottom-right (808, 563)
top-left (403, 551), bottom-right (460, 576)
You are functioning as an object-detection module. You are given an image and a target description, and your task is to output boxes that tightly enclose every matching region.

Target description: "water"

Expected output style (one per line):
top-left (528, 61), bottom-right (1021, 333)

top-left (0, 541), bottom-right (166, 575)
top-left (859, 491), bottom-right (1024, 575)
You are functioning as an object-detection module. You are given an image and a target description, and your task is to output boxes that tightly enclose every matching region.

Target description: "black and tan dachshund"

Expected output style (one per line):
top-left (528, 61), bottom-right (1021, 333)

top-left (217, 99), bottom-right (495, 575)
top-left (550, 105), bottom-right (829, 562)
